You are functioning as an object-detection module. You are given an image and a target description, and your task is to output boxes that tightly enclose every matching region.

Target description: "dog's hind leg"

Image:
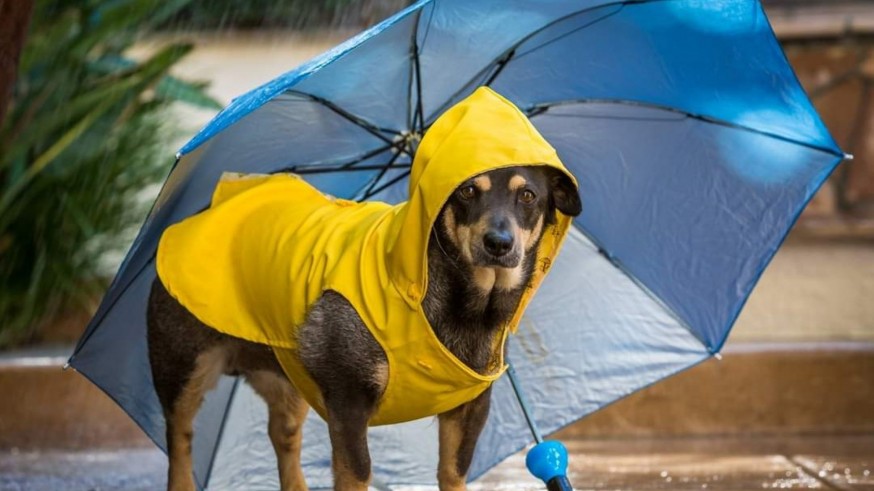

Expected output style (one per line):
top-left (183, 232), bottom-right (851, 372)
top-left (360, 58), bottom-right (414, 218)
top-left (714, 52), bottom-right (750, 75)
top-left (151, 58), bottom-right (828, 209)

top-left (165, 347), bottom-right (227, 491)
top-left (246, 370), bottom-right (310, 491)
top-left (437, 387), bottom-right (492, 491)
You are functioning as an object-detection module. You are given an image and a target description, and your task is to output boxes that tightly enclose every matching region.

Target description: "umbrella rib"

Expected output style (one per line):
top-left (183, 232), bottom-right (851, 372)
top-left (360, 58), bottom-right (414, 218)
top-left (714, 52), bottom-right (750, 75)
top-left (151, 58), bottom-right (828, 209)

top-left (274, 143), bottom-right (399, 174)
top-left (279, 144), bottom-right (411, 175)
top-left (286, 90), bottom-right (412, 157)
top-left (418, 1), bottom-right (437, 55)
top-left (361, 146), bottom-right (404, 198)
top-left (483, 5), bottom-right (623, 87)
top-left (529, 98), bottom-right (845, 158)
top-left (410, 10), bottom-right (426, 135)
top-left (426, 0), bottom-right (672, 123)
top-left (361, 168), bottom-right (412, 200)
top-left (289, 163), bottom-right (412, 175)
top-left (407, 14), bottom-right (417, 130)
top-left (203, 377), bottom-right (241, 488)
top-left (287, 90), bottom-right (402, 136)
top-left (510, 5), bottom-right (626, 63)
top-left (407, 8), bottom-right (423, 132)
top-left (483, 49), bottom-right (516, 87)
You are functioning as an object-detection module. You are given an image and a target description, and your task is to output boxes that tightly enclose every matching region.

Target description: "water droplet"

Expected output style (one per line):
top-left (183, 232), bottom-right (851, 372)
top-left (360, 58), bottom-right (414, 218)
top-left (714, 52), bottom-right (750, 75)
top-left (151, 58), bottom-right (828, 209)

top-left (701, 484), bottom-right (708, 489)
top-left (666, 477), bottom-right (673, 483)
top-left (785, 471), bottom-right (793, 477)
top-left (863, 470), bottom-right (870, 477)
top-left (845, 468), bottom-right (852, 475)
top-left (761, 483), bottom-right (769, 489)
top-left (661, 471), bottom-right (669, 477)
top-left (826, 463), bottom-right (835, 471)
top-left (819, 470), bottom-right (827, 477)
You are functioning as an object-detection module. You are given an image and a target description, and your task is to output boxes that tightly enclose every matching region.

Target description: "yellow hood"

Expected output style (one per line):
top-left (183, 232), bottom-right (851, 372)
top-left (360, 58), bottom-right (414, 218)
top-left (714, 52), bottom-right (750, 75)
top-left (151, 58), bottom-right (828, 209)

top-left (156, 87), bottom-right (577, 425)
top-left (386, 87), bottom-right (573, 306)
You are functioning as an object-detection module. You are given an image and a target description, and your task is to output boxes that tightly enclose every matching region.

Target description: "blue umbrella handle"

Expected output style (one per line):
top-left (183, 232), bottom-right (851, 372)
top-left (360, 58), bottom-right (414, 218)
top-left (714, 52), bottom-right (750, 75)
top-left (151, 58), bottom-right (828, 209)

top-left (526, 440), bottom-right (573, 491)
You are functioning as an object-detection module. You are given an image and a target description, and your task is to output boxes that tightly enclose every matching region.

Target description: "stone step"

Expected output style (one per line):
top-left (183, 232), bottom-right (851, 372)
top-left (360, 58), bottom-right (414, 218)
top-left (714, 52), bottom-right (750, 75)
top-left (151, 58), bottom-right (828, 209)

top-left (557, 341), bottom-right (874, 439)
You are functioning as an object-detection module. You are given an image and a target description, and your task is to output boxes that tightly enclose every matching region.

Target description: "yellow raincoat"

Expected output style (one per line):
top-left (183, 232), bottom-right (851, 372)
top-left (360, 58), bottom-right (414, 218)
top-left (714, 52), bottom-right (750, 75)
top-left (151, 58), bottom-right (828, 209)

top-left (156, 87), bottom-right (577, 425)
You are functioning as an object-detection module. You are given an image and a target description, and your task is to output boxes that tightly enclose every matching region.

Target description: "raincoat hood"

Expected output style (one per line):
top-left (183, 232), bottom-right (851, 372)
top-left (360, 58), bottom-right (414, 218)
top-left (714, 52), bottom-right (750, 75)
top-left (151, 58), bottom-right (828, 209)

top-left (156, 87), bottom-right (577, 425)
top-left (387, 87), bottom-right (574, 306)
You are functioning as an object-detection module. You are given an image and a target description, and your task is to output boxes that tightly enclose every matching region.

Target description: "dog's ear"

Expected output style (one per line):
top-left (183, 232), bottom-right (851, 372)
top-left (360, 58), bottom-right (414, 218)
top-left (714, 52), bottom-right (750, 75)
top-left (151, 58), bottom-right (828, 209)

top-left (548, 169), bottom-right (582, 217)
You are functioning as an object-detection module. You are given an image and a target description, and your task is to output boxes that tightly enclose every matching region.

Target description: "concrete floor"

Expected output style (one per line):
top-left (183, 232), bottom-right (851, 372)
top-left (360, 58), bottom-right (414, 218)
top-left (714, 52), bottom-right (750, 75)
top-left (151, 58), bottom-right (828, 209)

top-left (1, 435), bottom-right (872, 491)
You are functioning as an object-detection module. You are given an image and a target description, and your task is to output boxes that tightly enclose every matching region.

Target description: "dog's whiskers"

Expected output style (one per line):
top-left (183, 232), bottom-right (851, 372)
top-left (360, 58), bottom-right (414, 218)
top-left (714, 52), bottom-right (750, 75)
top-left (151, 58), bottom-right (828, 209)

top-left (432, 230), bottom-right (463, 272)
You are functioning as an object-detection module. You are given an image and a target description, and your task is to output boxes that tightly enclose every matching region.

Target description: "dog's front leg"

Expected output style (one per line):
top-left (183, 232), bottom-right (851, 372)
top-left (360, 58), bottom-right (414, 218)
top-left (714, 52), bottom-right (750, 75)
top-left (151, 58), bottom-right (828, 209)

top-left (438, 386), bottom-right (492, 491)
top-left (325, 392), bottom-right (377, 490)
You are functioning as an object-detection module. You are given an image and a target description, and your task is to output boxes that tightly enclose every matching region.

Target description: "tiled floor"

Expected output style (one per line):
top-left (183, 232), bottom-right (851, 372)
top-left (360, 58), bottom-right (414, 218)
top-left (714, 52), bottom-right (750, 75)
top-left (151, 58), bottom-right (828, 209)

top-left (1, 435), bottom-right (871, 491)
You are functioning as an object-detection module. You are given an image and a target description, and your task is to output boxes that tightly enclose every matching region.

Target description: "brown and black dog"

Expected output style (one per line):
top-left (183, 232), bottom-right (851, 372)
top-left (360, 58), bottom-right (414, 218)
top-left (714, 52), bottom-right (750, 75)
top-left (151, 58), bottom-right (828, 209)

top-left (147, 165), bottom-right (581, 491)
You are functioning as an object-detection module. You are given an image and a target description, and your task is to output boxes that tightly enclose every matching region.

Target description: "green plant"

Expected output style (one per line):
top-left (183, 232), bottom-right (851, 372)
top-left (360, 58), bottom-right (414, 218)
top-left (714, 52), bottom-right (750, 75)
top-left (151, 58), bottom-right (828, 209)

top-left (0, 0), bottom-right (222, 347)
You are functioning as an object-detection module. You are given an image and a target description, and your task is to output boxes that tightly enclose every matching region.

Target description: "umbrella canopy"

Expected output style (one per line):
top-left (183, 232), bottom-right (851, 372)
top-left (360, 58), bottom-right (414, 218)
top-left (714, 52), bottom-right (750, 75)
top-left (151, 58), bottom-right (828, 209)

top-left (70, 0), bottom-right (845, 489)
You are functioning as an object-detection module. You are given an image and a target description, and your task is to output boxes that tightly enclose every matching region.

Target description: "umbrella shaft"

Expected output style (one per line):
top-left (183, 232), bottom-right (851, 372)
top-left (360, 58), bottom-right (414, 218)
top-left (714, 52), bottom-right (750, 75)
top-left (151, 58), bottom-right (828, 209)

top-left (547, 476), bottom-right (574, 491)
top-left (506, 362), bottom-right (543, 444)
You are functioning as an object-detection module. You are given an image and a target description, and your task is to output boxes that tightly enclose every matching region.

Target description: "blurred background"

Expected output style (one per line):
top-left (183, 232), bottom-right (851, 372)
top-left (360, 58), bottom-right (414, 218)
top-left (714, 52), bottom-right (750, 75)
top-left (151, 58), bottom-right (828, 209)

top-left (0, 0), bottom-right (871, 490)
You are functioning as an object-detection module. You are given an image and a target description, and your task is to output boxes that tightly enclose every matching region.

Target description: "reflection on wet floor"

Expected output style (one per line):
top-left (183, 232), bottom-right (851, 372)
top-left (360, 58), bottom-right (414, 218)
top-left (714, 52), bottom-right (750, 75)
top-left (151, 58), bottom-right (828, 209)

top-left (466, 436), bottom-right (874, 491)
top-left (0, 435), bottom-right (871, 491)
top-left (793, 456), bottom-right (874, 490)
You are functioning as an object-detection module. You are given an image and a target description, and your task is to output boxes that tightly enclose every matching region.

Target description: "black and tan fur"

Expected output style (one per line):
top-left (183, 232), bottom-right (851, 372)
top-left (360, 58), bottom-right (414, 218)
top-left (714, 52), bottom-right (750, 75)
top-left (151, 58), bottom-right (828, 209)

top-left (147, 166), bottom-right (581, 491)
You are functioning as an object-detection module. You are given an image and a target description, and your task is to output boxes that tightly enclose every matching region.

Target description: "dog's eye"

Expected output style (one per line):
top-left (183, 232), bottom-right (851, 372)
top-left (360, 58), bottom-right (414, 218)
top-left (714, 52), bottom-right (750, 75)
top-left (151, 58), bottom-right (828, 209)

top-left (519, 189), bottom-right (536, 204)
top-left (458, 185), bottom-right (476, 200)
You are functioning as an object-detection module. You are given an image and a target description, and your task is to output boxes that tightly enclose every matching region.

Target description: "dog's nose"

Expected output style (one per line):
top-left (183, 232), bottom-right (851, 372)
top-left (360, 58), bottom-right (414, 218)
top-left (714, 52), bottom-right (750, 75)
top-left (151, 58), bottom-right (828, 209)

top-left (483, 230), bottom-right (514, 257)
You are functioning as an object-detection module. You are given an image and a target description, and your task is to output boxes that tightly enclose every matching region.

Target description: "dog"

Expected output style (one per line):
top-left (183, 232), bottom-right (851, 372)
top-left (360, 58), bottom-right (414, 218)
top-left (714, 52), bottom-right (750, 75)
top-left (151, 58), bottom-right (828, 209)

top-left (147, 164), bottom-right (580, 491)
top-left (147, 86), bottom-right (581, 491)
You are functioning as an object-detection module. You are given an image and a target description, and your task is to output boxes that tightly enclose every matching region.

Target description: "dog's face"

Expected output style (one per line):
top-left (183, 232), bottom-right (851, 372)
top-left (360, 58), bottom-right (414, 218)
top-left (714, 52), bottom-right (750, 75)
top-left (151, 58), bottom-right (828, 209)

top-left (437, 166), bottom-right (581, 284)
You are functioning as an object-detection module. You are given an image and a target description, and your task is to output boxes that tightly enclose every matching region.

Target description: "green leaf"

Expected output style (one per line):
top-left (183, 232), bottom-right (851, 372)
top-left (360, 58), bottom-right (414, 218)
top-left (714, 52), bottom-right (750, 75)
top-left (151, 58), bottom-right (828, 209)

top-left (88, 55), bottom-right (222, 109)
top-left (156, 76), bottom-right (223, 110)
top-left (82, 0), bottom-right (196, 45)
top-left (2, 43), bottom-right (193, 170)
top-left (0, 100), bottom-right (112, 218)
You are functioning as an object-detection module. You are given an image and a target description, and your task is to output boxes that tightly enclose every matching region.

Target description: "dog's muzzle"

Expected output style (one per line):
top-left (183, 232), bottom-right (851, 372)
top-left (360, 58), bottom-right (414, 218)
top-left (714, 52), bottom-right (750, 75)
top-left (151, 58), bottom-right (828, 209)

top-left (483, 230), bottom-right (514, 257)
top-left (476, 230), bottom-right (521, 267)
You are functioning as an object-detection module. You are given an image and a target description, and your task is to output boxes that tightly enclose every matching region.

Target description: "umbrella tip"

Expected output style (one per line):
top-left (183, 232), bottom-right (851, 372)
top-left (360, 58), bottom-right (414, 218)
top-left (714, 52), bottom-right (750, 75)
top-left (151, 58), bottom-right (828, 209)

top-left (714, 352), bottom-right (723, 361)
top-left (844, 153), bottom-right (855, 161)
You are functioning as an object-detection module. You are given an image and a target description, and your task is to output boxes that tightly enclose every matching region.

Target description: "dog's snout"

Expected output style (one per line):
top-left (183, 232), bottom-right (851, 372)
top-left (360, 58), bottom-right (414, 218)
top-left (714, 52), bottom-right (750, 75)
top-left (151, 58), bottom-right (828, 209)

top-left (483, 230), bottom-right (514, 257)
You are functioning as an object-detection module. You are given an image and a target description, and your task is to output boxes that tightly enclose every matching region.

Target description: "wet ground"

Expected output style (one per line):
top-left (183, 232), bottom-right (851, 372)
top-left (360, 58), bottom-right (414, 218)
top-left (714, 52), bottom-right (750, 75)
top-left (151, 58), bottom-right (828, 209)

top-left (1, 434), bottom-right (871, 491)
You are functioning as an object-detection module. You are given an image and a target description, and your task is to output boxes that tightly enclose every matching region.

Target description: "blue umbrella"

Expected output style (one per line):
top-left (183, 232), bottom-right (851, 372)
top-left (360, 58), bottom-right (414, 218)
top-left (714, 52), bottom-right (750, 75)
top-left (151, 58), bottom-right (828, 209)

top-left (70, 0), bottom-right (846, 489)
